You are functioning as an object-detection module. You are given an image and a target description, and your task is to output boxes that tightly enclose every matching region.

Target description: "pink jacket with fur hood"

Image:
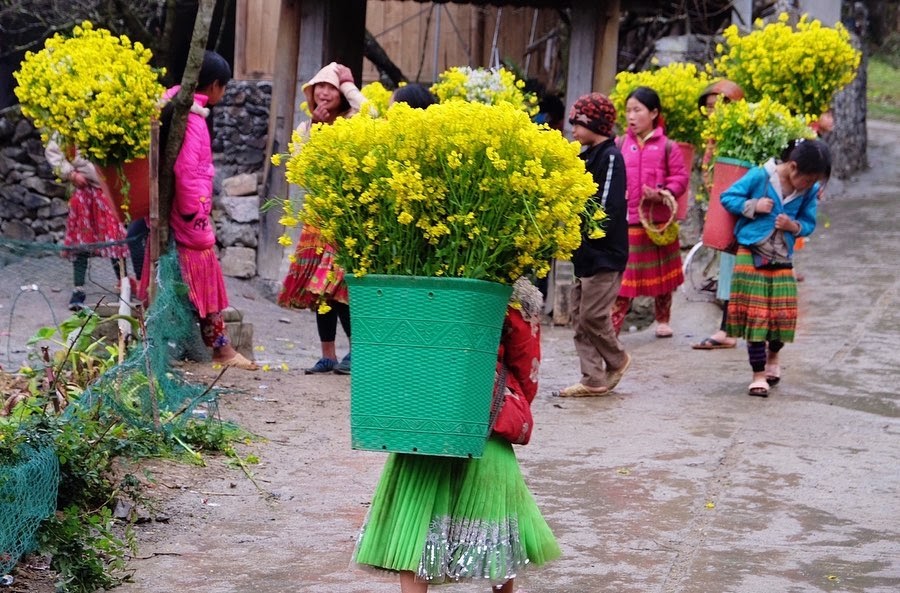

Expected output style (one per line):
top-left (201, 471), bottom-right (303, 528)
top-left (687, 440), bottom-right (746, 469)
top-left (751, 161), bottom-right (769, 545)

top-left (164, 86), bottom-right (217, 250)
top-left (618, 126), bottom-right (689, 225)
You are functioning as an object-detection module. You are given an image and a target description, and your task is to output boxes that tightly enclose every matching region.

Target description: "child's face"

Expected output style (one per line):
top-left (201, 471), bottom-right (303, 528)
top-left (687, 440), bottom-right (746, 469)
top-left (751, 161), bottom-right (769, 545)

top-left (313, 82), bottom-right (341, 112)
top-left (206, 81), bottom-right (227, 106)
top-left (625, 97), bottom-right (658, 136)
top-left (787, 163), bottom-right (822, 192)
top-left (571, 124), bottom-right (602, 146)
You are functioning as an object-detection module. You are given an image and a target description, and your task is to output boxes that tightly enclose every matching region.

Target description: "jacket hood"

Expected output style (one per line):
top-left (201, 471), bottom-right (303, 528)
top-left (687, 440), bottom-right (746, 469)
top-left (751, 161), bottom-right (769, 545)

top-left (302, 63), bottom-right (342, 110)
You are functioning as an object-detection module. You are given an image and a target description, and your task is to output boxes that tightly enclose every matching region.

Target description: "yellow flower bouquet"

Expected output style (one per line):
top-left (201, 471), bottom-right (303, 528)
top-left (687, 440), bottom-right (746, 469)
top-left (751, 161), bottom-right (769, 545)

top-left (703, 96), bottom-right (815, 165)
top-left (279, 100), bottom-right (598, 284)
top-left (359, 81), bottom-right (394, 118)
top-left (610, 62), bottom-right (712, 147)
top-left (712, 13), bottom-right (861, 117)
top-left (430, 66), bottom-right (538, 115)
top-left (14, 21), bottom-right (164, 166)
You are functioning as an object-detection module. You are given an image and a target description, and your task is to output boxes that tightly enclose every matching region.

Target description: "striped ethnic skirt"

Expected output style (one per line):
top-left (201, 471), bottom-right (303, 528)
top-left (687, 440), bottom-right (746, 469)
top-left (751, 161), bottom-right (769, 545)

top-left (725, 247), bottom-right (797, 343)
top-left (619, 225), bottom-right (684, 298)
top-left (62, 186), bottom-right (129, 259)
top-left (278, 225), bottom-right (348, 310)
top-left (176, 244), bottom-right (229, 319)
top-left (353, 436), bottom-right (560, 586)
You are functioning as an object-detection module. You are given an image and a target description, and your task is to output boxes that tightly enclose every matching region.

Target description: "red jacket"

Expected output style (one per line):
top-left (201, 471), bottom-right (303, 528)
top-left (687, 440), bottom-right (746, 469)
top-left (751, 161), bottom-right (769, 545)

top-left (492, 306), bottom-right (540, 445)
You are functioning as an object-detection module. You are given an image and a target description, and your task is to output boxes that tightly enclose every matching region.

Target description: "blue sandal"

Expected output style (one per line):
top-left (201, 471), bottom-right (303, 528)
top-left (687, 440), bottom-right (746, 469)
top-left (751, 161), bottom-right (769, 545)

top-left (304, 357), bottom-right (338, 374)
top-left (333, 353), bottom-right (351, 375)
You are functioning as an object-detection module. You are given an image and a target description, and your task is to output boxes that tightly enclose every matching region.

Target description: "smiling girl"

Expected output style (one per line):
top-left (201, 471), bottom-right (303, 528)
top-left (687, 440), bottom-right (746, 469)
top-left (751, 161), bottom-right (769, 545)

top-left (279, 62), bottom-right (364, 375)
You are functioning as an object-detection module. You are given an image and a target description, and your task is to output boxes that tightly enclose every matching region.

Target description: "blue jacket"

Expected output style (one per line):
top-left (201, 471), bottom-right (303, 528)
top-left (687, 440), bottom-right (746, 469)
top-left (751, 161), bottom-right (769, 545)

top-left (720, 163), bottom-right (818, 257)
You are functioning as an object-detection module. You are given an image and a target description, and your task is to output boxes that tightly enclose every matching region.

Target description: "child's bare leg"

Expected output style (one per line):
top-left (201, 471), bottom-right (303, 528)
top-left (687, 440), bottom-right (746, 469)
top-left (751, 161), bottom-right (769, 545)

top-left (399, 571), bottom-right (427, 593)
top-left (493, 579), bottom-right (514, 593)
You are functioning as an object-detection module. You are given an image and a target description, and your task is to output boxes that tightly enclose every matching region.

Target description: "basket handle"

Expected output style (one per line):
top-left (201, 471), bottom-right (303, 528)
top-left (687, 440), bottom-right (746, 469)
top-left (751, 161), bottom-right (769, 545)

top-left (639, 188), bottom-right (677, 233)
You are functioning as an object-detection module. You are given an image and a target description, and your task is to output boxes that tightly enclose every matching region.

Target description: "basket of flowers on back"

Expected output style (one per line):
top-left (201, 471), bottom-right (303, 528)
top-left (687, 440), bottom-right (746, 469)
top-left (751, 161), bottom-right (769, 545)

top-left (14, 21), bottom-right (164, 222)
top-left (277, 67), bottom-right (599, 457)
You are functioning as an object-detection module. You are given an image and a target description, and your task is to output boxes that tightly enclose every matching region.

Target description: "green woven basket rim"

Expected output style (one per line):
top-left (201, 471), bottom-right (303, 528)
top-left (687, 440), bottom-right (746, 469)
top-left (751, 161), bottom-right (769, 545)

top-left (346, 274), bottom-right (511, 295)
top-left (714, 156), bottom-right (754, 168)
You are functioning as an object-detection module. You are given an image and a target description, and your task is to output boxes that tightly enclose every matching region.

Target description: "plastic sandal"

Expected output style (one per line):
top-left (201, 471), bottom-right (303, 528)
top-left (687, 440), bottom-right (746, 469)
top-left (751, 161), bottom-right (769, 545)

top-left (748, 380), bottom-right (770, 397)
top-left (220, 352), bottom-right (259, 371)
top-left (606, 353), bottom-right (632, 391)
top-left (555, 383), bottom-right (610, 397)
top-left (305, 357), bottom-right (338, 374)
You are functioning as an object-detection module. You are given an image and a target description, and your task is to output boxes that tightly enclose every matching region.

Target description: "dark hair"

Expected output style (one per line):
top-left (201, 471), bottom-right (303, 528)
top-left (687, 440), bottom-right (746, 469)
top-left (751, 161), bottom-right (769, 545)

top-left (197, 50), bottom-right (232, 90)
top-left (781, 138), bottom-right (832, 180)
top-left (392, 83), bottom-right (437, 109)
top-left (626, 86), bottom-right (662, 126)
top-left (539, 94), bottom-right (565, 123)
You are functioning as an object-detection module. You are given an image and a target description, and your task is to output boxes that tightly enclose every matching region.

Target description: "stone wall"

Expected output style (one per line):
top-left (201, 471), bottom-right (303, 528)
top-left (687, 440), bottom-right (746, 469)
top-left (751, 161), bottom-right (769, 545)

top-left (0, 80), bottom-right (271, 278)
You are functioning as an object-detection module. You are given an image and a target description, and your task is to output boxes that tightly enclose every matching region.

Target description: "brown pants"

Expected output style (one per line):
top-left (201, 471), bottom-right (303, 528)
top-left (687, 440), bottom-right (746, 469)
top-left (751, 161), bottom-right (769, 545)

top-left (571, 272), bottom-right (629, 389)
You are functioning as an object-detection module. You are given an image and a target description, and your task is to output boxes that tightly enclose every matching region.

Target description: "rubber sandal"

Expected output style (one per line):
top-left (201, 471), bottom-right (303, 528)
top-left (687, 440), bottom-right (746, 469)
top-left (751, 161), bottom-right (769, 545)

top-left (655, 323), bottom-right (674, 338)
top-left (554, 383), bottom-right (610, 397)
top-left (305, 357), bottom-right (337, 374)
top-left (692, 337), bottom-right (736, 350)
top-left (606, 352), bottom-right (632, 391)
top-left (220, 353), bottom-right (259, 371)
top-left (748, 380), bottom-right (769, 397)
top-left (765, 364), bottom-right (781, 386)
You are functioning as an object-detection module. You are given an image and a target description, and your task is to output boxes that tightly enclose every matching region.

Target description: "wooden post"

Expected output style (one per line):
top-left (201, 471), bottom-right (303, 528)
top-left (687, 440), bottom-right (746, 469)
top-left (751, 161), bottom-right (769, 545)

top-left (257, 0), bottom-right (302, 289)
top-left (148, 119), bottom-right (160, 306)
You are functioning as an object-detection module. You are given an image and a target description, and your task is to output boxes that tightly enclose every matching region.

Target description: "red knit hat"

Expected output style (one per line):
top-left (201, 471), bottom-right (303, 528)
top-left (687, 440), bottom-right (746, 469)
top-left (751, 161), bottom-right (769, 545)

top-left (569, 93), bottom-right (616, 137)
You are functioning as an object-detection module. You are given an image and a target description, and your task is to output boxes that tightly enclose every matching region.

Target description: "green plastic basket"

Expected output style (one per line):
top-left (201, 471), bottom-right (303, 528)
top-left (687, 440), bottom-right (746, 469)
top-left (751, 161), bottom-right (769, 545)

top-left (346, 275), bottom-right (512, 458)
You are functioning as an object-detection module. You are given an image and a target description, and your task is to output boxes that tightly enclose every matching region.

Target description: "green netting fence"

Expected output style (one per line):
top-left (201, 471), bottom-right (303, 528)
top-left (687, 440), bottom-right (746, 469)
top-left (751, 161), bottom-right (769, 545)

top-left (0, 445), bottom-right (58, 575)
top-left (1, 236), bottom-right (223, 573)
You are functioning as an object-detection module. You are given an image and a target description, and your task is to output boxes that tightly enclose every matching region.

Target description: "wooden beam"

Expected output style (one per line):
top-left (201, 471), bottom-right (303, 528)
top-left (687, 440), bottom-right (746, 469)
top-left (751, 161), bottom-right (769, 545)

top-left (257, 0), bottom-right (302, 285)
top-left (564, 0), bottom-right (601, 131)
top-left (593, 0), bottom-right (620, 95)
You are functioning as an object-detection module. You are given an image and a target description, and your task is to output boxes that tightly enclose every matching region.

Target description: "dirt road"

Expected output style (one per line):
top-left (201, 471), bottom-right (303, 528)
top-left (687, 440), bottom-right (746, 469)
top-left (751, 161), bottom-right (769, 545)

top-left (6, 122), bottom-right (899, 593)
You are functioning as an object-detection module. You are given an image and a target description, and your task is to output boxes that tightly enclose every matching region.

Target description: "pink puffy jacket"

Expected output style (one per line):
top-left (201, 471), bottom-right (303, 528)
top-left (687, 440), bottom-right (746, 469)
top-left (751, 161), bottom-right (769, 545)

top-left (165, 86), bottom-right (217, 250)
top-left (618, 127), bottom-right (689, 225)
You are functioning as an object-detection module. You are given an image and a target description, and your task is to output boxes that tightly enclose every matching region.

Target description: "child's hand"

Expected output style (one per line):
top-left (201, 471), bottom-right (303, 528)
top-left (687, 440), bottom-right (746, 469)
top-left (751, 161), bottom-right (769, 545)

top-left (335, 64), bottom-right (354, 85)
top-left (774, 213), bottom-right (800, 234)
top-left (755, 197), bottom-right (774, 214)
top-left (311, 103), bottom-right (331, 123)
top-left (641, 184), bottom-right (663, 202)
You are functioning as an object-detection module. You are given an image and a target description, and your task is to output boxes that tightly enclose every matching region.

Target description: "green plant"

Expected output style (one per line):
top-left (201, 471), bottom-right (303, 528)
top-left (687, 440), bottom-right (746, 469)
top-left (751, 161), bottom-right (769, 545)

top-left (867, 56), bottom-right (900, 122)
top-left (38, 505), bottom-right (134, 593)
top-left (702, 96), bottom-right (815, 165)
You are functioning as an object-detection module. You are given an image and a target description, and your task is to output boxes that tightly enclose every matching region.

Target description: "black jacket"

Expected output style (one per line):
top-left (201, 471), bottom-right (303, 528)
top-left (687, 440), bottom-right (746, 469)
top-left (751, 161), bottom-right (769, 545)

top-left (571, 138), bottom-right (629, 277)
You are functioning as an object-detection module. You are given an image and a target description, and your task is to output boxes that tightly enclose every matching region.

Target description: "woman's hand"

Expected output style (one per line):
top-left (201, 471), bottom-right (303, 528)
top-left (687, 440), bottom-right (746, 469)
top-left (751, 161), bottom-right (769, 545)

top-left (775, 213), bottom-right (800, 234)
top-left (69, 171), bottom-right (89, 189)
top-left (755, 197), bottom-right (774, 214)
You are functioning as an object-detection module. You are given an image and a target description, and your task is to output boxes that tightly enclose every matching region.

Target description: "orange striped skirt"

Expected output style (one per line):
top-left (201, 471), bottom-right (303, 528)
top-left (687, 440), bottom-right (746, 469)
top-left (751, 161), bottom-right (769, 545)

top-left (619, 226), bottom-right (683, 298)
top-left (725, 247), bottom-right (797, 343)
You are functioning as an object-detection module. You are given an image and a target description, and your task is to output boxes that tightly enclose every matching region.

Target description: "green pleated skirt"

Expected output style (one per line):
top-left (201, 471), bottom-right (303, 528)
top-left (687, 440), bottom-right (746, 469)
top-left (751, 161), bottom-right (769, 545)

top-left (353, 436), bottom-right (560, 585)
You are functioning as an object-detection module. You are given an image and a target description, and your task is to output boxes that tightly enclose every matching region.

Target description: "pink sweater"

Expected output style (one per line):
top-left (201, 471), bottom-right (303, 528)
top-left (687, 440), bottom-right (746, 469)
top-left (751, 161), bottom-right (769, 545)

top-left (618, 127), bottom-right (689, 225)
top-left (165, 86), bottom-right (217, 250)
